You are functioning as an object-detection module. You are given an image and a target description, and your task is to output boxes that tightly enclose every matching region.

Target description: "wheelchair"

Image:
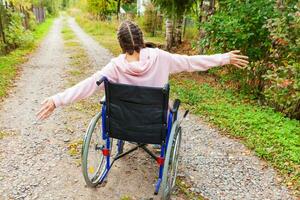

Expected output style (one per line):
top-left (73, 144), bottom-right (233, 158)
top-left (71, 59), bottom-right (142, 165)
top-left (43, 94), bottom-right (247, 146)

top-left (81, 77), bottom-right (188, 199)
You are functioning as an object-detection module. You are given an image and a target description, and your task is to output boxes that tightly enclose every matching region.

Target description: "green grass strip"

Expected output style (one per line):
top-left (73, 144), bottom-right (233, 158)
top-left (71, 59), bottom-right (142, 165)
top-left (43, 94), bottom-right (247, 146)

top-left (75, 15), bottom-right (165, 56)
top-left (170, 77), bottom-right (300, 190)
top-left (0, 17), bottom-right (55, 98)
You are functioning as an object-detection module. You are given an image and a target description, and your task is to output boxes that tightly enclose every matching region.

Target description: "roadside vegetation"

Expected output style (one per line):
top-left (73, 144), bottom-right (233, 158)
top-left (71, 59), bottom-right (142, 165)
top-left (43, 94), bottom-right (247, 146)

top-left (0, 18), bottom-right (54, 98)
top-left (0, 0), bottom-right (63, 99)
top-left (69, 1), bottom-right (300, 192)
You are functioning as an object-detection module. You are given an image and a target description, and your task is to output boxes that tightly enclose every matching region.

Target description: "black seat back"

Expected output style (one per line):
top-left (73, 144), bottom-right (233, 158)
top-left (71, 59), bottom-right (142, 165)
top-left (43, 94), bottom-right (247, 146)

top-left (104, 80), bottom-right (169, 144)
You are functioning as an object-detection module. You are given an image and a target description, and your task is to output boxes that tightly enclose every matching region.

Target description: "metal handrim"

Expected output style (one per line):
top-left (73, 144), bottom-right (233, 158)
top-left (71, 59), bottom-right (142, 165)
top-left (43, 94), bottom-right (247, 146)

top-left (161, 121), bottom-right (181, 200)
top-left (82, 112), bottom-right (108, 187)
top-left (170, 127), bottom-right (182, 188)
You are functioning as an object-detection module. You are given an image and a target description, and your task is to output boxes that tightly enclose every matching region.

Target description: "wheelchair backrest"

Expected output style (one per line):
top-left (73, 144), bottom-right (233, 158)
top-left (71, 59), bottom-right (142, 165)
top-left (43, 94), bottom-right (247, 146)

top-left (104, 79), bottom-right (169, 144)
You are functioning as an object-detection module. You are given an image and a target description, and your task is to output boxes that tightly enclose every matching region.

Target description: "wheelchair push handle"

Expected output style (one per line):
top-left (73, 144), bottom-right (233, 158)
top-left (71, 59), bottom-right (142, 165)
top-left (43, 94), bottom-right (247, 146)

top-left (96, 76), bottom-right (106, 86)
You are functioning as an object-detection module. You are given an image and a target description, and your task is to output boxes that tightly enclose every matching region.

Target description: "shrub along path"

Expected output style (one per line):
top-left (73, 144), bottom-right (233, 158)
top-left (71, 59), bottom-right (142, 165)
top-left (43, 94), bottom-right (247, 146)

top-left (0, 18), bottom-right (54, 99)
top-left (0, 16), bottom-right (296, 199)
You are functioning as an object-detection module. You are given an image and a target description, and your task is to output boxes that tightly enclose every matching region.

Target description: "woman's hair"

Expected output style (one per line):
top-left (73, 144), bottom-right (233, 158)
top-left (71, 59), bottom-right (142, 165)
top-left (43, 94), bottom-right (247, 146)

top-left (117, 20), bottom-right (145, 55)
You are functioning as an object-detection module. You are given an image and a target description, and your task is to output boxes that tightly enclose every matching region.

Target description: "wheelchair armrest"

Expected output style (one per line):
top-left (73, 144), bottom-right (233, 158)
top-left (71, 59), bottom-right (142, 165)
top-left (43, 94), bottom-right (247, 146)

top-left (170, 99), bottom-right (180, 114)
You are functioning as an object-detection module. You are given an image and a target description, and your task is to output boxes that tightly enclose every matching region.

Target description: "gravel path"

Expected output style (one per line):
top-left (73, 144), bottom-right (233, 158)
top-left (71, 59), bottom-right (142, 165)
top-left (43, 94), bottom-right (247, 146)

top-left (180, 115), bottom-right (295, 200)
top-left (0, 16), bottom-right (296, 200)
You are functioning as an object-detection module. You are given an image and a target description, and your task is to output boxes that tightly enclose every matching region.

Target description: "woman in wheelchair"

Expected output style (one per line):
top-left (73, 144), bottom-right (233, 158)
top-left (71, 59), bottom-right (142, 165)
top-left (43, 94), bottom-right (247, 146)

top-left (37, 20), bottom-right (248, 199)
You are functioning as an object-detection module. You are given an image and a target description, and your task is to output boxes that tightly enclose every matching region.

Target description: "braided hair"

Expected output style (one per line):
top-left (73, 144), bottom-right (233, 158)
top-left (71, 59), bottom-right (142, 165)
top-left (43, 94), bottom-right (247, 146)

top-left (117, 20), bottom-right (145, 55)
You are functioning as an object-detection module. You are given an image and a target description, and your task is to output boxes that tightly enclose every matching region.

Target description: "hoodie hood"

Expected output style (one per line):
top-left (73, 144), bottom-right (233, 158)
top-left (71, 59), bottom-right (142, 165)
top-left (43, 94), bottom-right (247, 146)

top-left (111, 47), bottom-right (159, 76)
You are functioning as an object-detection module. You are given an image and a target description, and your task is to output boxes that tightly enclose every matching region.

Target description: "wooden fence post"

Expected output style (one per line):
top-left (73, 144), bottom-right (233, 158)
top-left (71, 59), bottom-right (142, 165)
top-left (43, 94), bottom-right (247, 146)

top-left (0, 3), bottom-right (7, 51)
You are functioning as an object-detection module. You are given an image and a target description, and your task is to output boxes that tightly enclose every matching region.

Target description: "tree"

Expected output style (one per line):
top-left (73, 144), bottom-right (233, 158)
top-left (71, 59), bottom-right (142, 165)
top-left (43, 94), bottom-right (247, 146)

top-left (195, 0), bottom-right (216, 53)
top-left (87, 0), bottom-right (117, 20)
top-left (152, 0), bottom-right (193, 49)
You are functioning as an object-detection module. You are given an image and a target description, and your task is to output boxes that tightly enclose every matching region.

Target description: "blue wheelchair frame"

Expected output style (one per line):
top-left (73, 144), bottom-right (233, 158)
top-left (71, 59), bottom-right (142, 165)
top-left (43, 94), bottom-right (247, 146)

top-left (97, 101), bottom-right (175, 194)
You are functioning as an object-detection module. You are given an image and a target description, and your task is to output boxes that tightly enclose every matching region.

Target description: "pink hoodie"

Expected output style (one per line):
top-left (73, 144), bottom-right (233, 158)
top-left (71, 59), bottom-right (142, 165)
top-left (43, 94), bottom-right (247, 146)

top-left (52, 47), bottom-right (230, 107)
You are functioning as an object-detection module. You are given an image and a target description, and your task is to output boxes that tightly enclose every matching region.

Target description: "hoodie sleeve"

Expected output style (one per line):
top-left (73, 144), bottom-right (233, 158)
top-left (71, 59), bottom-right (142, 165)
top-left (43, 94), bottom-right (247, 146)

top-left (51, 62), bottom-right (117, 107)
top-left (158, 49), bottom-right (230, 74)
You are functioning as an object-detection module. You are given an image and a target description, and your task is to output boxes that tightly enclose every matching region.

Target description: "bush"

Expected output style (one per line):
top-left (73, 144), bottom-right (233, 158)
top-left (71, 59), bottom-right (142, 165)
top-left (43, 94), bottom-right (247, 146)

top-left (200, 0), bottom-right (276, 60)
top-left (87, 0), bottom-right (116, 20)
top-left (4, 10), bottom-right (34, 51)
top-left (199, 0), bottom-right (277, 98)
top-left (28, 12), bottom-right (37, 31)
top-left (200, 0), bottom-right (300, 119)
top-left (262, 9), bottom-right (300, 119)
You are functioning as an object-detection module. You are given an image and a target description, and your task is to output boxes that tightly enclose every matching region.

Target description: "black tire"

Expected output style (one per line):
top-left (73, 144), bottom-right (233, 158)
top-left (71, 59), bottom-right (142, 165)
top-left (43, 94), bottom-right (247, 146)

top-left (160, 121), bottom-right (182, 200)
top-left (81, 112), bottom-right (109, 187)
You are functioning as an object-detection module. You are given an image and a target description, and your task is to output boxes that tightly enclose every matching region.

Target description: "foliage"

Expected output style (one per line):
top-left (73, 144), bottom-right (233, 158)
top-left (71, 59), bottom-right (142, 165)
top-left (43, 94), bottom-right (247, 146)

top-left (140, 2), bottom-right (163, 37)
top-left (262, 8), bottom-right (300, 119)
top-left (263, 62), bottom-right (300, 118)
top-left (3, 10), bottom-right (34, 51)
top-left (75, 14), bottom-right (121, 55)
top-left (170, 76), bottom-right (300, 191)
top-left (75, 13), bottom-right (165, 56)
top-left (44, 0), bottom-right (62, 15)
top-left (199, 0), bottom-right (300, 119)
top-left (200, 0), bottom-right (276, 60)
top-left (9, 0), bottom-right (32, 9)
top-left (0, 0), bottom-right (64, 54)
top-left (86, 0), bottom-right (117, 20)
top-left (152, 0), bottom-right (194, 48)
top-left (121, 0), bottom-right (136, 14)
top-left (152, 0), bottom-right (193, 18)
top-left (0, 18), bottom-right (54, 98)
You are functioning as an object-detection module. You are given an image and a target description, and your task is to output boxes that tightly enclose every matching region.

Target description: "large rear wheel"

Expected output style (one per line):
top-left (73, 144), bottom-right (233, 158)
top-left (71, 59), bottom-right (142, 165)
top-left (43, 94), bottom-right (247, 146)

top-left (82, 112), bottom-right (110, 187)
top-left (161, 121), bottom-right (182, 200)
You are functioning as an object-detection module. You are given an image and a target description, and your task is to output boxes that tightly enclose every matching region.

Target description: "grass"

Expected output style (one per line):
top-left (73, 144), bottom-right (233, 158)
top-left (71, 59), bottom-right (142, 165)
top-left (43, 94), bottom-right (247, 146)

top-left (175, 178), bottom-right (205, 200)
top-left (0, 129), bottom-right (17, 140)
top-left (75, 16), bottom-right (120, 55)
top-left (75, 14), bottom-right (165, 56)
top-left (73, 13), bottom-right (300, 193)
top-left (0, 130), bottom-right (7, 139)
top-left (0, 17), bottom-right (55, 99)
top-left (171, 75), bottom-right (300, 191)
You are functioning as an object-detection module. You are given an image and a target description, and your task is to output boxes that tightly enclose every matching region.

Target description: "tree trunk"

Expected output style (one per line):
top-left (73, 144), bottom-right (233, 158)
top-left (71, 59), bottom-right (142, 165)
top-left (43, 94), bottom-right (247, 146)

top-left (198, 0), bottom-right (214, 53)
top-left (208, 0), bottom-right (215, 16)
top-left (166, 18), bottom-right (173, 50)
top-left (174, 17), bottom-right (183, 45)
top-left (116, 0), bottom-right (121, 20)
top-left (182, 16), bottom-right (187, 41)
top-left (0, 4), bottom-right (6, 48)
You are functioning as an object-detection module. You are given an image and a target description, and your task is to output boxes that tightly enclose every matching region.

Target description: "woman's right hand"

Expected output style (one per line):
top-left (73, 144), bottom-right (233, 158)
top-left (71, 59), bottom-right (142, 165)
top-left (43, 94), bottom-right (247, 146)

top-left (36, 98), bottom-right (56, 120)
top-left (228, 50), bottom-right (249, 69)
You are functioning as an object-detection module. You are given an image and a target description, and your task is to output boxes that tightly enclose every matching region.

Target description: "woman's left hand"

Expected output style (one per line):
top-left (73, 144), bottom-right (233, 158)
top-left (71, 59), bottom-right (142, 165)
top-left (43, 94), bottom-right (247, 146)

top-left (228, 50), bottom-right (249, 69)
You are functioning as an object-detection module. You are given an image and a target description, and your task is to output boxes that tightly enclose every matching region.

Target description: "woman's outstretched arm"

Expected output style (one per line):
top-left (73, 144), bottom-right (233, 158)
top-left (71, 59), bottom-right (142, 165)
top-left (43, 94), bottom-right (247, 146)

top-left (164, 50), bottom-right (248, 74)
top-left (36, 71), bottom-right (102, 120)
top-left (36, 62), bottom-right (117, 120)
